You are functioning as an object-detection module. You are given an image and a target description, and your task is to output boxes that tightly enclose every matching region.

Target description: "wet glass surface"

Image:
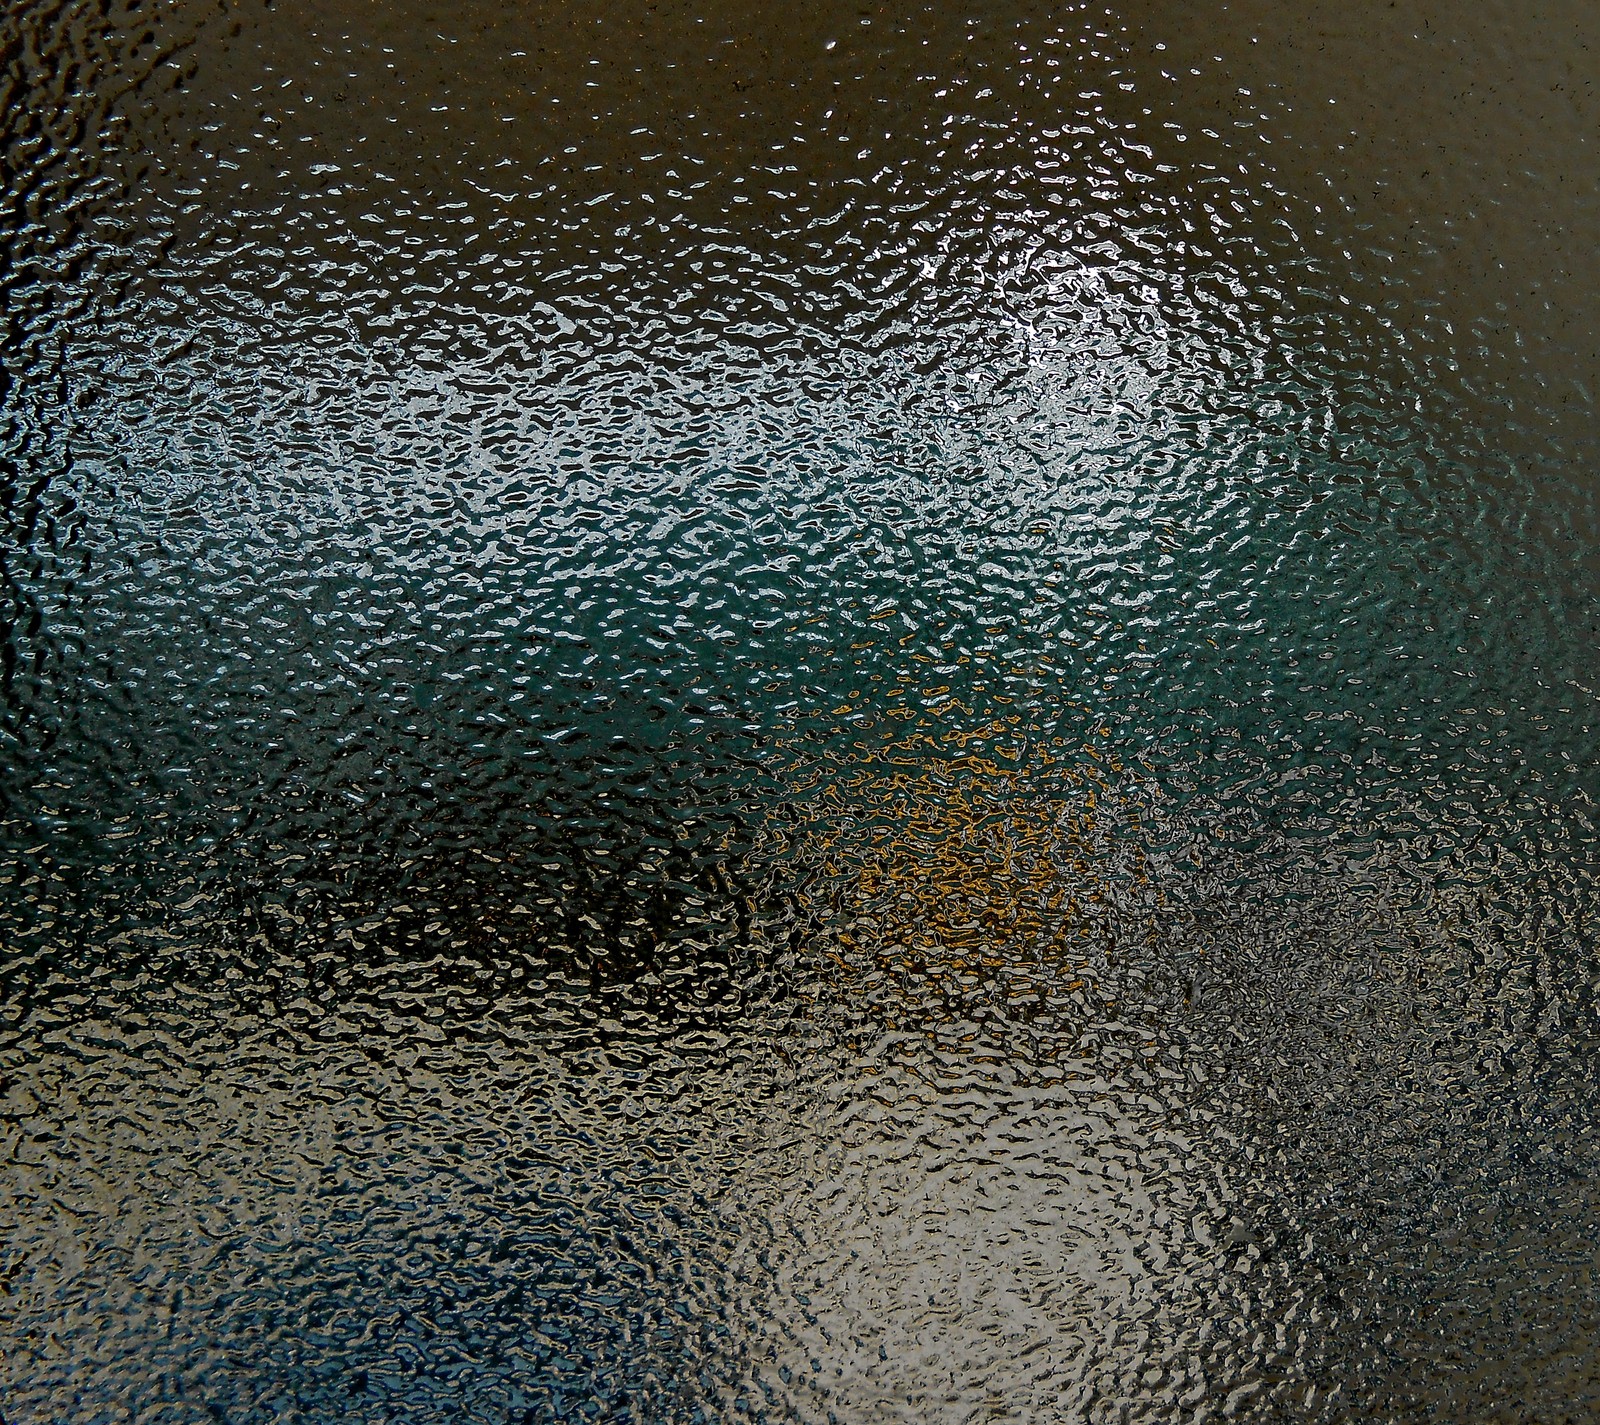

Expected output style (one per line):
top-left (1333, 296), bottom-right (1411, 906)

top-left (3, 1), bottom-right (1599, 1419)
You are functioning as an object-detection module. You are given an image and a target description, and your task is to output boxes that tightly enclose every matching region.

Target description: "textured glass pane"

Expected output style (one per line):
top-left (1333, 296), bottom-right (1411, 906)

top-left (3, 2), bottom-right (1598, 1420)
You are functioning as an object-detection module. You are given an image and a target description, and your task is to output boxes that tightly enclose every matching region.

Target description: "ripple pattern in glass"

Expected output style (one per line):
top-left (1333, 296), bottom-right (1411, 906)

top-left (3, 2), bottom-right (1599, 1421)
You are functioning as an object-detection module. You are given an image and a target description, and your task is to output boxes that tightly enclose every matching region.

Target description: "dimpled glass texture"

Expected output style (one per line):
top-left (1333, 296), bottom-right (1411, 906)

top-left (3, 1), bottom-right (1599, 1422)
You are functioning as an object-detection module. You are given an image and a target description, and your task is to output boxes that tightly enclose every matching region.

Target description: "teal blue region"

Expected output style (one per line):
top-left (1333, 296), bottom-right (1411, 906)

top-left (37, 304), bottom-right (1598, 863)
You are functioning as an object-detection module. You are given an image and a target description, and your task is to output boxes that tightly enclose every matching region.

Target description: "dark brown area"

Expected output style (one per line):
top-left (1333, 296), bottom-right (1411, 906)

top-left (1114, 0), bottom-right (1600, 430)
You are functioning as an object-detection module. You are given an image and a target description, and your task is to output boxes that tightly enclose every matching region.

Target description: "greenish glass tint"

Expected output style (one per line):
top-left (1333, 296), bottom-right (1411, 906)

top-left (2, 1), bottom-right (1597, 1420)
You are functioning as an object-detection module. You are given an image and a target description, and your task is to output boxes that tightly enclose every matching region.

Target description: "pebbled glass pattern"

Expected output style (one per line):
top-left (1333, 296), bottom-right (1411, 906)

top-left (3, 1), bottom-right (1599, 1420)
